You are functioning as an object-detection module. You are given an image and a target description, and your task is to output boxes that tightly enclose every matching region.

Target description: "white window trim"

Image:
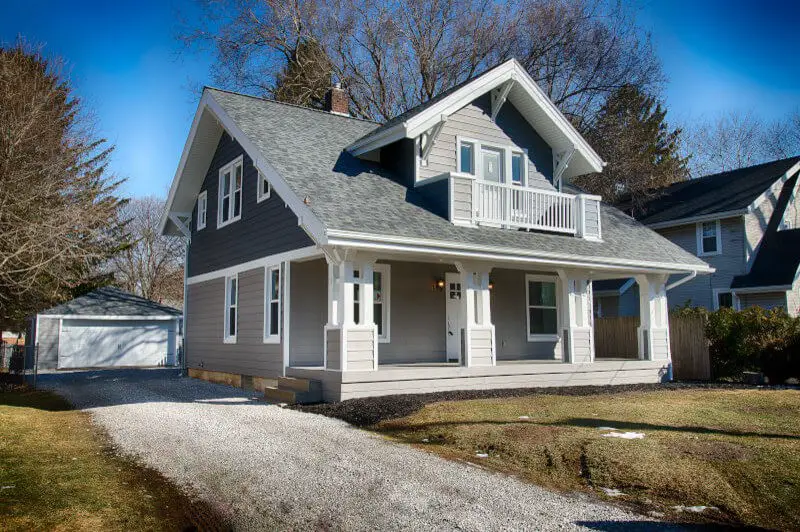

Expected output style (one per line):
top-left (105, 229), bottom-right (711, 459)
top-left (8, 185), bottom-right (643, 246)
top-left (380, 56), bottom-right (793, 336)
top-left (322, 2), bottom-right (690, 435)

top-left (257, 170), bottom-right (271, 203)
top-left (217, 155), bottom-right (244, 228)
top-left (196, 190), bottom-right (207, 230)
top-left (224, 274), bottom-right (238, 344)
top-left (713, 288), bottom-right (739, 311)
top-left (456, 136), bottom-right (529, 186)
top-left (374, 263), bottom-right (391, 343)
top-left (696, 220), bottom-right (722, 257)
top-left (525, 274), bottom-right (560, 342)
top-left (264, 265), bottom-right (281, 343)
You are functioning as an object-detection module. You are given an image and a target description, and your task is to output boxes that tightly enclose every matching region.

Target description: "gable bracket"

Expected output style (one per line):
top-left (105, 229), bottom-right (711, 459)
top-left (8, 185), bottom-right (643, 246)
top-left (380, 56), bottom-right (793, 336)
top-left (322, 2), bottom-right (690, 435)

top-left (420, 115), bottom-right (448, 163)
top-left (168, 212), bottom-right (193, 238)
top-left (553, 147), bottom-right (575, 192)
top-left (490, 79), bottom-right (514, 121)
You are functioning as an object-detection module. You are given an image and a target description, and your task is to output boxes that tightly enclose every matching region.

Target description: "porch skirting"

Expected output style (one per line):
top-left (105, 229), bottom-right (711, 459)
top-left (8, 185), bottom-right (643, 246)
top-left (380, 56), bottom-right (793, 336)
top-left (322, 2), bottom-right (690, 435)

top-left (287, 360), bottom-right (670, 402)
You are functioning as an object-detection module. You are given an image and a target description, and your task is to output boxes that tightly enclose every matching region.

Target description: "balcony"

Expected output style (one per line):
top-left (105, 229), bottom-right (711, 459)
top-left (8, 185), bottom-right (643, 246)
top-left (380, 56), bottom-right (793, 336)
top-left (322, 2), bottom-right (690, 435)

top-left (447, 173), bottom-right (602, 240)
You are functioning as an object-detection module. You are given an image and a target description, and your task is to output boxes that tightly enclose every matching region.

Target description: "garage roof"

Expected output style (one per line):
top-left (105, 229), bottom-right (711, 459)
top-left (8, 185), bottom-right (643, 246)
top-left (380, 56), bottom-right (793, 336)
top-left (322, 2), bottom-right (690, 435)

top-left (39, 287), bottom-right (182, 318)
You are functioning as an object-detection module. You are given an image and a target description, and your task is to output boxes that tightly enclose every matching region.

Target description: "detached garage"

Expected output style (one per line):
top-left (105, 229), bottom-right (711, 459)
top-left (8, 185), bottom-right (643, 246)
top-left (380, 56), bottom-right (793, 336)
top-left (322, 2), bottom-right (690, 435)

top-left (28, 287), bottom-right (182, 370)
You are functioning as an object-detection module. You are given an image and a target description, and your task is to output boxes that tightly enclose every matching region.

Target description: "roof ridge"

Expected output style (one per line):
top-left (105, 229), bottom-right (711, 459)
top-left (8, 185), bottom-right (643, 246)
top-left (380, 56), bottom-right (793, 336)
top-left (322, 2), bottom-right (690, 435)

top-left (204, 86), bottom-right (381, 125)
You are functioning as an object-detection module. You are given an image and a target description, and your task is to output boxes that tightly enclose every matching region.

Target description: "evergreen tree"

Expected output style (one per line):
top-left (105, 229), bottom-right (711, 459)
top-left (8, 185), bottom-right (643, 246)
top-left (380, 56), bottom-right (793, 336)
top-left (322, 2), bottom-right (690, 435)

top-left (273, 39), bottom-right (334, 109)
top-left (574, 85), bottom-right (688, 215)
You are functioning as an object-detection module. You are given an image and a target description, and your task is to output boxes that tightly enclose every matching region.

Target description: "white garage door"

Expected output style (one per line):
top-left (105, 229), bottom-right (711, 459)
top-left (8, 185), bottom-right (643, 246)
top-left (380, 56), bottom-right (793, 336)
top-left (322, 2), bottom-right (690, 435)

top-left (58, 319), bottom-right (174, 369)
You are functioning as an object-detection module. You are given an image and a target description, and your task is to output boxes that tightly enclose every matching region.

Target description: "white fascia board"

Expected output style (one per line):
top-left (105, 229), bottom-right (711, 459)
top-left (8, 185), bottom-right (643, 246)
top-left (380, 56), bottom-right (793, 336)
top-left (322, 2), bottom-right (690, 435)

top-left (748, 159), bottom-right (800, 213)
top-left (646, 210), bottom-right (746, 230)
top-left (347, 125), bottom-right (407, 156)
top-left (40, 315), bottom-right (180, 321)
top-left (202, 95), bottom-right (328, 244)
top-left (325, 229), bottom-right (715, 275)
top-left (160, 91), bottom-right (213, 235)
top-left (187, 245), bottom-right (322, 285)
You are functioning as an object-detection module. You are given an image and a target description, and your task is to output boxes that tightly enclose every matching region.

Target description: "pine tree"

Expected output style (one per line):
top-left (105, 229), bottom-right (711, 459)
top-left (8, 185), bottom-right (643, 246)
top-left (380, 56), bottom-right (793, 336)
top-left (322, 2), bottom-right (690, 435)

top-left (273, 39), bottom-right (334, 109)
top-left (574, 85), bottom-right (688, 215)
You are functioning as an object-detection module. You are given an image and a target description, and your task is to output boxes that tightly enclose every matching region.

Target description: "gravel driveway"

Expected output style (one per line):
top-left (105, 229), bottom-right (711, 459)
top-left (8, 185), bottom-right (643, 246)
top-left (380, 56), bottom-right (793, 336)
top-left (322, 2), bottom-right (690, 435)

top-left (42, 370), bottom-right (675, 531)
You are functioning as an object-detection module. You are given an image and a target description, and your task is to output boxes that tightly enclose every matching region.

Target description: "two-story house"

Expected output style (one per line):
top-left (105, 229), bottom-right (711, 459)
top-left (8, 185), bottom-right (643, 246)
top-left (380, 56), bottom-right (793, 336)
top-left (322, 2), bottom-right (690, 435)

top-left (160, 59), bottom-right (711, 402)
top-left (595, 157), bottom-right (800, 318)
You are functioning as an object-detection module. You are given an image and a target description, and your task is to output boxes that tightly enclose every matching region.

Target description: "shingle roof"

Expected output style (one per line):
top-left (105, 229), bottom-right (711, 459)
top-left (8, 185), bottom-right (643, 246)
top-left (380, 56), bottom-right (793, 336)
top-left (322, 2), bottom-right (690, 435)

top-left (208, 88), bottom-right (708, 271)
top-left (40, 287), bottom-right (182, 317)
top-left (635, 156), bottom-right (800, 225)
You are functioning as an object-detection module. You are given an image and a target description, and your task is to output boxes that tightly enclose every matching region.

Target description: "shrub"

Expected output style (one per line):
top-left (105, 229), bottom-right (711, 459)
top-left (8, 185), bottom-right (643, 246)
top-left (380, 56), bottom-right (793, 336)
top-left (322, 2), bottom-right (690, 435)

top-left (673, 306), bottom-right (800, 382)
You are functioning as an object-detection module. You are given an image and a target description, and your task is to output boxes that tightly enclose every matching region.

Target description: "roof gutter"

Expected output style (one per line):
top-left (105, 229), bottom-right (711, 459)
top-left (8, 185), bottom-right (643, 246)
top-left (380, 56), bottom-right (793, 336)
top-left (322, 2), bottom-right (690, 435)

top-left (645, 209), bottom-right (747, 230)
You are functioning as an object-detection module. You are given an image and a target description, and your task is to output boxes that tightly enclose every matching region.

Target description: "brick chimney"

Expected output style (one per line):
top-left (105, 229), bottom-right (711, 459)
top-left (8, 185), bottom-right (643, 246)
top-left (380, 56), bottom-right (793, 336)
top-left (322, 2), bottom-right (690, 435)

top-left (324, 83), bottom-right (349, 116)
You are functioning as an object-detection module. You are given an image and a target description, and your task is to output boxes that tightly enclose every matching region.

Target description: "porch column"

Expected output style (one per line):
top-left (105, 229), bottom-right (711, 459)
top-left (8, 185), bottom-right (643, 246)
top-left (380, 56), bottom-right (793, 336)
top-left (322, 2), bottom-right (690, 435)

top-left (557, 271), bottom-right (594, 363)
top-left (455, 262), bottom-right (495, 367)
top-left (323, 255), bottom-right (378, 372)
top-left (635, 274), bottom-right (670, 361)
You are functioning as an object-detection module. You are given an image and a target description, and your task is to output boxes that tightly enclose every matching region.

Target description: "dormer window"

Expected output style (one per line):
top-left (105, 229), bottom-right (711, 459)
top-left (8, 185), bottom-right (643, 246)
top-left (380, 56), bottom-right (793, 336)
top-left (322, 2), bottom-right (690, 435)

top-left (459, 142), bottom-right (475, 174)
top-left (457, 137), bottom-right (528, 186)
top-left (511, 152), bottom-right (525, 185)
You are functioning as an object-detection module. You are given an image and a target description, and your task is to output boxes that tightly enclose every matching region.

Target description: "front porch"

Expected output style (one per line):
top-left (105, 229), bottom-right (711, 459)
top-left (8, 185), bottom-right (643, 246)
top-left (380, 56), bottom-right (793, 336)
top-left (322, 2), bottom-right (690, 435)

top-left (286, 254), bottom-right (674, 402)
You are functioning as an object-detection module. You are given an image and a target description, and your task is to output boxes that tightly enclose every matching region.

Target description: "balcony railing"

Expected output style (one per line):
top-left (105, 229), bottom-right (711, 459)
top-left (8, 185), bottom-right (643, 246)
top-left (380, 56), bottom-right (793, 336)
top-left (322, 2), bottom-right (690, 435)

top-left (447, 173), bottom-right (602, 240)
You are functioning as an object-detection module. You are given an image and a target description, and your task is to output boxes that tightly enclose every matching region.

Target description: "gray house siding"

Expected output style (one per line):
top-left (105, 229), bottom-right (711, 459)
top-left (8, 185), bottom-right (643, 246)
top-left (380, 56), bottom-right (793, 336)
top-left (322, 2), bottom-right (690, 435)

top-left (188, 132), bottom-right (314, 277)
top-left (745, 187), bottom-right (779, 266)
top-left (739, 292), bottom-right (787, 312)
top-left (657, 217), bottom-right (745, 310)
top-left (35, 317), bottom-right (60, 370)
top-left (289, 259), bottom-right (327, 366)
top-left (419, 94), bottom-right (554, 188)
top-left (185, 266), bottom-right (283, 377)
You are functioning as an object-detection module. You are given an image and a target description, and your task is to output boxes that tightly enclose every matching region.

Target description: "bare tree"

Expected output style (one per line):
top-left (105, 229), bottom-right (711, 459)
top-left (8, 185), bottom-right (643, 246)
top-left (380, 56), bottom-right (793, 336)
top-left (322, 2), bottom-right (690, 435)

top-left (107, 197), bottom-right (184, 307)
top-left (0, 41), bottom-right (125, 328)
top-left (683, 111), bottom-right (768, 177)
top-left (762, 109), bottom-right (800, 160)
top-left (179, 0), bottom-right (661, 126)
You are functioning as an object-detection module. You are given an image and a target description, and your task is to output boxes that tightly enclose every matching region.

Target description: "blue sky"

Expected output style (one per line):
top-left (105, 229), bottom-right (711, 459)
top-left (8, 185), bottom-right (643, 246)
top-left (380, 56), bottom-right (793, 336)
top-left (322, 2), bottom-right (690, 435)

top-left (2, 0), bottom-right (798, 198)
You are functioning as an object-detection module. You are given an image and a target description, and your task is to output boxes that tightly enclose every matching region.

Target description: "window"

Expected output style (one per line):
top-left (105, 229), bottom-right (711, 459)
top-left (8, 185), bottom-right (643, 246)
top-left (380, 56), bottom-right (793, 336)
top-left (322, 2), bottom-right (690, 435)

top-left (373, 264), bottom-right (391, 342)
top-left (697, 220), bottom-right (721, 256)
top-left (196, 191), bottom-right (207, 230)
top-left (218, 156), bottom-right (243, 227)
top-left (257, 170), bottom-right (271, 203)
top-left (459, 142), bottom-right (475, 175)
top-left (352, 269), bottom-right (361, 325)
top-left (511, 152), bottom-right (525, 185)
top-left (224, 275), bottom-right (238, 343)
top-left (481, 146), bottom-right (504, 183)
top-left (264, 266), bottom-right (281, 342)
top-left (526, 275), bottom-right (558, 340)
top-left (714, 289), bottom-right (736, 310)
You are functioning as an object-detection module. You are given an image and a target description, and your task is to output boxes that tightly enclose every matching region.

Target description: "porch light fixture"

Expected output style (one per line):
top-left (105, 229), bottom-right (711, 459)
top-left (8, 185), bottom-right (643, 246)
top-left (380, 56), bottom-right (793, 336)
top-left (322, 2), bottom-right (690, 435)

top-left (488, 281), bottom-right (495, 290)
top-left (434, 278), bottom-right (445, 291)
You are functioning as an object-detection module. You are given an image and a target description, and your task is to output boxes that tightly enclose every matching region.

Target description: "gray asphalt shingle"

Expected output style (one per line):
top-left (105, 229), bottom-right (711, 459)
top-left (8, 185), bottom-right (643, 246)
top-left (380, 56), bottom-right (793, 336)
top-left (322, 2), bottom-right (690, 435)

top-left (210, 88), bottom-right (708, 271)
top-left (40, 287), bottom-right (182, 317)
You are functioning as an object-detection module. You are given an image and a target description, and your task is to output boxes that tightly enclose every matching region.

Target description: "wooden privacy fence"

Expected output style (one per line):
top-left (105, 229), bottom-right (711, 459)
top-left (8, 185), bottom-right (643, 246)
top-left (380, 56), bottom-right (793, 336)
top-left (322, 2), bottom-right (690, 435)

top-left (594, 315), bottom-right (710, 380)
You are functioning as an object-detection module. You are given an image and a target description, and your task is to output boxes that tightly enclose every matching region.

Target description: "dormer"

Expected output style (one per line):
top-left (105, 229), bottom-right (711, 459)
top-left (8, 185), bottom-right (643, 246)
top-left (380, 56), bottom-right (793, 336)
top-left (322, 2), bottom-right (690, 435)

top-left (346, 59), bottom-right (605, 240)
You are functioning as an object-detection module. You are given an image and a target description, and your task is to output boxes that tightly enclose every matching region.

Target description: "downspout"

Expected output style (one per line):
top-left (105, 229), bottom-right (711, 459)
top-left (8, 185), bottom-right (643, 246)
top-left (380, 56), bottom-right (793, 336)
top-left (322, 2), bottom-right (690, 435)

top-left (666, 271), bottom-right (696, 291)
top-left (181, 237), bottom-right (189, 376)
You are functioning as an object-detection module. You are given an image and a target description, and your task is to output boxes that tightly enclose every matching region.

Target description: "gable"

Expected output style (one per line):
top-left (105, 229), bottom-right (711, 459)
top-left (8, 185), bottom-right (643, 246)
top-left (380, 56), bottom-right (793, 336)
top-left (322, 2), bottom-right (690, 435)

top-left (419, 94), bottom-right (554, 188)
top-left (187, 132), bottom-right (314, 277)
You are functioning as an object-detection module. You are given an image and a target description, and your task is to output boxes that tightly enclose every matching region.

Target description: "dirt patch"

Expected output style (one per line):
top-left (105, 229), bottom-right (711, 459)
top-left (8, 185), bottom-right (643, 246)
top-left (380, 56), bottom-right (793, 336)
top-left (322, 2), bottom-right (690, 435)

top-left (670, 439), bottom-right (753, 462)
top-left (295, 381), bottom-right (768, 427)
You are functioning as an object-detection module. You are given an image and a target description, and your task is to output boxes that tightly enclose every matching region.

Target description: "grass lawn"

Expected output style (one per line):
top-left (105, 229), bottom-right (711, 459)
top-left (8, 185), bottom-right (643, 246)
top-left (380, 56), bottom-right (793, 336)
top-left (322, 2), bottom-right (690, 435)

top-left (373, 387), bottom-right (800, 529)
top-left (0, 384), bottom-right (218, 531)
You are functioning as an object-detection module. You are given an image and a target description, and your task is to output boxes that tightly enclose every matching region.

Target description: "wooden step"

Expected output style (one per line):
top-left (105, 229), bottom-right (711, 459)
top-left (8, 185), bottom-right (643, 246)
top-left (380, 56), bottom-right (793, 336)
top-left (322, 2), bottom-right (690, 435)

top-left (262, 386), bottom-right (297, 404)
top-left (278, 377), bottom-right (312, 392)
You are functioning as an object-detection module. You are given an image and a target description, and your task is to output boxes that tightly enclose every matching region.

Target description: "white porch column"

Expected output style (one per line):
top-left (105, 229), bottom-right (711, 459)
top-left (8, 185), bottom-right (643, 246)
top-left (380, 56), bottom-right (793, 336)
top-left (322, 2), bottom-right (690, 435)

top-left (635, 274), bottom-right (670, 361)
top-left (455, 262), bottom-right (495, 367)
top-left (324, 255), bottom-right (379, 371)
top-left (557, 271), bottom-right (594, 363)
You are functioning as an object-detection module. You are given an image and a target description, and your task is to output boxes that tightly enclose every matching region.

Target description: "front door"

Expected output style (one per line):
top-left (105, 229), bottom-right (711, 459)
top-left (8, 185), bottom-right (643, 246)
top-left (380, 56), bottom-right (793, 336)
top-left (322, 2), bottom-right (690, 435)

top-left (445, 272), bottom-right (464, 362)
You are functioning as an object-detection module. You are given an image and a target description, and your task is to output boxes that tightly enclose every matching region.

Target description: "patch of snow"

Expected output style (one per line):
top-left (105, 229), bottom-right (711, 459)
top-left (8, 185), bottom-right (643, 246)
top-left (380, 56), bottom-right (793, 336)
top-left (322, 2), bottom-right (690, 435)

top-left (648, 511), bottom-right (665, 518)
top-left (421, 438), bottom-right (429, 443)
top-left (600, 487), bottom-right (624, 497)
top-left (603, 431), bottom-right (644, 439)
top-left (597, 426), bottom-right (617, 431)
top-left (518, 416), bottom-right (530, 420)
top-left (672, 505), bottom-right (718, 513)
top-left (1, 485), bottom-right (15, 490)
top-left (475, 452), bottom-right (489, 458)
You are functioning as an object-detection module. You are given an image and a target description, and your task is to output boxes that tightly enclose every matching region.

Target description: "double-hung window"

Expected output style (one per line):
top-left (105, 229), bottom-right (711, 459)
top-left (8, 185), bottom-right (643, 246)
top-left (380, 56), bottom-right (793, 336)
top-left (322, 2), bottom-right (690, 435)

top-left (224, 275), bottom-right (238, 343)
top-left (196, 191), bottom-right (208, 230)
top-left (218, 156), bottom-right (243, 227)
top-left (526, 275), bottom-right (559, 340)
top-left (697, 220), bottom-right (721, 256)
top-left (257, 170), bottom-right (271, 203)
top-left (264, 266), bottom-right (281, 342)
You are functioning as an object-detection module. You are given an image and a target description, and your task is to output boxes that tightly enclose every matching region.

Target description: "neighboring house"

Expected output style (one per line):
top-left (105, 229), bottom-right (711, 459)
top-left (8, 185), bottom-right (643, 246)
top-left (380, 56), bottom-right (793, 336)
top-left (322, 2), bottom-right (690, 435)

top-left (27, 287), bottom-right (182, 370)
top-left (161, 59), bottom-right (711, 402)
top-left (598, 157), bottom-right (800, 318)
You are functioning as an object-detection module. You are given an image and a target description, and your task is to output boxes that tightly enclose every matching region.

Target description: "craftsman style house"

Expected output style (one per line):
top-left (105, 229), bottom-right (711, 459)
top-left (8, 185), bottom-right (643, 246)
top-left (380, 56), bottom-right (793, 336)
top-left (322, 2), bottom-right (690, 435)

top-left (161, 59), bottom-right (711, 402)
top-left (595, 157), bottom-right (800, 318)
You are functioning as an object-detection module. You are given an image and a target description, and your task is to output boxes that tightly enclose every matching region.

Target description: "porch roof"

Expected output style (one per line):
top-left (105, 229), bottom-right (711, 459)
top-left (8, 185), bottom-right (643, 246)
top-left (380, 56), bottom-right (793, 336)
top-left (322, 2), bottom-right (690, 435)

top-left (191, 88), bottom-right (710, 273)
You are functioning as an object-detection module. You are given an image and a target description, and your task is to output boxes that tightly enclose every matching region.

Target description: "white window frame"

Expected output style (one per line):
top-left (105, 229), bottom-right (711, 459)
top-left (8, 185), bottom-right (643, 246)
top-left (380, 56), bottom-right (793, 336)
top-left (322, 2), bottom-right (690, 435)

top-left (456, 136), bottom-right (528, 186)
top-left (696, 220), bottom-right (722, 257)
top-left (217, 155), bottom-right (243, 228)
top-left (257, 170), bottom-right (271, 203)
top-left (525, 274), bottom-right (560, 342)
top-left (224, 274), bottom-right (238, 344)
top-left (373, 264), bottom-right (391, 343)
top-left (263, 265), bottom-right (281, 343)
top-left (196, 190), bottom-right (207, 230)
top-left (713, 288), bottom-right (739, 311)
